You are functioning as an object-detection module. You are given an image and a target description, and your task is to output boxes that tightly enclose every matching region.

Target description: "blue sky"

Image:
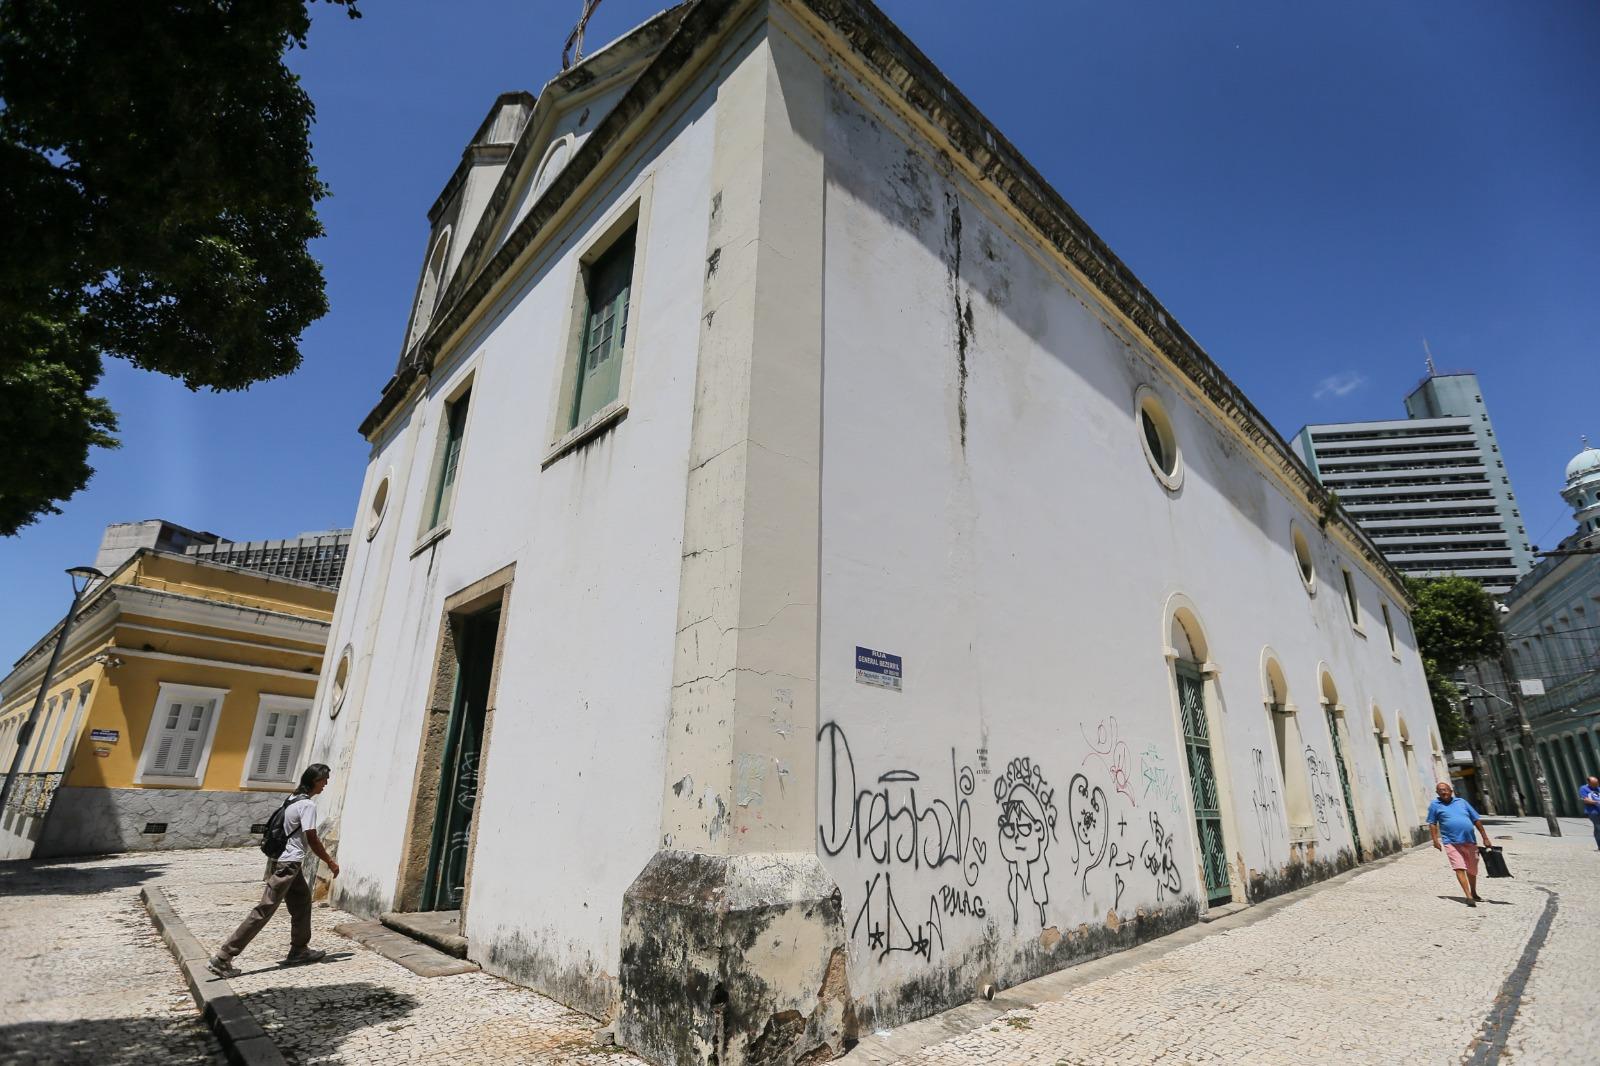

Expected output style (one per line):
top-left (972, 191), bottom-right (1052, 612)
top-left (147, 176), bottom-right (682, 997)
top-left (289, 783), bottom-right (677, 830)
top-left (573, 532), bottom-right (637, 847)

top-left (3, 0), bottom-right (1597, 661)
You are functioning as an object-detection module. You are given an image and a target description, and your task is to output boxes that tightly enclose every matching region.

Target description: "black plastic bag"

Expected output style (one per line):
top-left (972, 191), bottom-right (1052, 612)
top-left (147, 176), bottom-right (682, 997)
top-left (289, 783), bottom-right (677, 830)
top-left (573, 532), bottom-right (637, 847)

top-left (1480, 845), bottom-right (1512, 878)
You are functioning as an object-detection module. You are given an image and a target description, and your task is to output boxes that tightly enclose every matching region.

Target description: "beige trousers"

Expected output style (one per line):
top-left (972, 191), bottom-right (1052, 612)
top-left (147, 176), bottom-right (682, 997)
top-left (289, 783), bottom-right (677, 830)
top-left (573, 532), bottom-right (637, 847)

top-left (216, 861), bottom-right (311, 962)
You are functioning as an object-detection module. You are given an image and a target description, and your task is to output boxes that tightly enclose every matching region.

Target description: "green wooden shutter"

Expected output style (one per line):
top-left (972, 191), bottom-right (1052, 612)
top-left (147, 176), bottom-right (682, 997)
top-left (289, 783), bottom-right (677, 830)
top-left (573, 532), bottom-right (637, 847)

top-left (1324, 707), bottom-right (1362, 857)
top-left (428, 390), bottom-right (471, 529)
top-left (570, 230), bottom-right (635, 428)
top-left (1176, 661), bottom-right (1232, 906)
top-left (1377, 738), bottom-right (1399, 830)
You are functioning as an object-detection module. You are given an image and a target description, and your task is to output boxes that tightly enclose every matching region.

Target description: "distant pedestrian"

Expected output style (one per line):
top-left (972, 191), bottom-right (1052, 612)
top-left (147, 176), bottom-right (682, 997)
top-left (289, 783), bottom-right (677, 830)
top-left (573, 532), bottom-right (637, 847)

top-left (1426, 780), bottom-right (1493, 907)
top-left (1581, 776), bottom-right (1600, 851)
top-left (208, 764), bottom-right (340, 978)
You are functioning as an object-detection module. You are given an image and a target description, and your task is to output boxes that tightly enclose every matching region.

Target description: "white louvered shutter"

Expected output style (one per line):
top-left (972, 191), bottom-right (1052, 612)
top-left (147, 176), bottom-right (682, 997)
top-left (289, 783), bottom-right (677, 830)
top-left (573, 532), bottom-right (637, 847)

top-left (147, 698), bottom-right (214, 780)
top-left (148, 702), bottom-right (184, 774)
top-left (248, 706), bottom-right (306, 784)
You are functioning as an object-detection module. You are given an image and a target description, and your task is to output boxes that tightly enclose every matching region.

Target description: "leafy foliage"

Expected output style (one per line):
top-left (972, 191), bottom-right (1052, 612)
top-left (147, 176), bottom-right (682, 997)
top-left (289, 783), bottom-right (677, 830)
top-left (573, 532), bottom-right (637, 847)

top-left (0, 0), bottom-right (359, 534)
top-left (1405, 577), bottom-right (1504, 749)
top-left (1421, 656), bottom-right (1471, 750)
top-left (1405, 577), bottom-right (1504, 672)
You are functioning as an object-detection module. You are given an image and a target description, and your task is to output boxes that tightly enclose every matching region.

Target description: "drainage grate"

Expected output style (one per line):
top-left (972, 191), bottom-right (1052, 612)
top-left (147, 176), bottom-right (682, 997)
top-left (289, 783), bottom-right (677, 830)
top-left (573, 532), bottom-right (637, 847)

top-left (142, 822), bottom-right (168, 835)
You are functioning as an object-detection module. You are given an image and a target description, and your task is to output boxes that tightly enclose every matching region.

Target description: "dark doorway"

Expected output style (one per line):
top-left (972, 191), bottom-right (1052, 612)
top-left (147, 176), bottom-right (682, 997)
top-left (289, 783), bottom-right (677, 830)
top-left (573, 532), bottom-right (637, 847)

top-left (421, 606), bottom-right (499, 911)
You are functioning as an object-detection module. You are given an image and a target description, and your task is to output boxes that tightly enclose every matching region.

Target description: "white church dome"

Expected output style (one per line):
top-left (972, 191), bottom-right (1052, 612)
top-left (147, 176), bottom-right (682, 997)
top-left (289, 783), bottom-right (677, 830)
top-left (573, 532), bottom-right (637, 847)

top-left (1567, 441), bottom-right (1600, 483)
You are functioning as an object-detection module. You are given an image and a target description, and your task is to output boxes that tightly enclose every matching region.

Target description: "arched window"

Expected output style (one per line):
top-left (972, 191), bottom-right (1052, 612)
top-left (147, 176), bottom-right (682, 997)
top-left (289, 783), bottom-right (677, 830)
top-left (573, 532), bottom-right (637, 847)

top-left (1263, 654), bottom-right (1314, 844)
top-left (1373, 706), bottom-right (1404, 835)
top-left (1317, 670), bottom-right (1361, 857)
top-left (1166, 601), bottom-right (1232, 907)
top-left (1397, 715), bottom-right (1423, 823)
top-left (407, 228), bottom-right (452, 351)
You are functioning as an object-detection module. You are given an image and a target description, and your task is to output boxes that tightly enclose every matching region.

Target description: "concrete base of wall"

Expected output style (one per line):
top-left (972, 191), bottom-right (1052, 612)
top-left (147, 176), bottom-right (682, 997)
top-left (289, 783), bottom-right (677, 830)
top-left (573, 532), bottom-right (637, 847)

top-left (33, 786), bottom-right (277, 857)
top-left (618, 850), bottom-right (855, 1066)
top-left (0, 811), bottom-right (44, 861)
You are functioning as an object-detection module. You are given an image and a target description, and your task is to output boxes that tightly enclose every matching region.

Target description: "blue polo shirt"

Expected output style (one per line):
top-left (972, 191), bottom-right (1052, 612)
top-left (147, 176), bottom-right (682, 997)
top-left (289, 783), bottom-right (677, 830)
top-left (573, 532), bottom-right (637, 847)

top-left (1580, 784), bottom-right (1600, 822)
top-left (1426, 796), bottom-right (1481, 844)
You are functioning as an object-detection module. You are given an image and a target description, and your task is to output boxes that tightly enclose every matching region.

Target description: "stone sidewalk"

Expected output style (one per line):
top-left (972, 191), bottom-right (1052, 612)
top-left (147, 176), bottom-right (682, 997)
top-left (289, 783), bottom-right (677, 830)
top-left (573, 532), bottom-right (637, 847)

top-left (0, 847), bottom-right (640, 1066)
top-left (845, 816), bottom-right (1597, 1065)
top-left (2, 820), bottom-right (1592, 1065)
top-left (0, 854), bottom-right (225, 1066)
top-left (155, 849), bottom-right (642, 1065)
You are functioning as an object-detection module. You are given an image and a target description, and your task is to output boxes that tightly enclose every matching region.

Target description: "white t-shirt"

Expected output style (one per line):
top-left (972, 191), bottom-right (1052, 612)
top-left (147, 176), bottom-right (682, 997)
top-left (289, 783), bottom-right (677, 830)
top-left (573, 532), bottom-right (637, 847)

top-left (279, 796), bottom-right (318, 864)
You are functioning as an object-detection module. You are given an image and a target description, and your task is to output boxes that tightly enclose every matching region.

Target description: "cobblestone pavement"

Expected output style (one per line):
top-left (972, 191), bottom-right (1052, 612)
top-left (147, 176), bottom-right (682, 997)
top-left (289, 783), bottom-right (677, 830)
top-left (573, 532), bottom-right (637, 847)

top-left (3, 821), bottom-right (1591, 1065)
top-left (0, 853), bottom-right (225, 1066)
top-left (849, 816), bottom-right (1597, 1065)
top-left (154, 848), bottom-right (643, 1066)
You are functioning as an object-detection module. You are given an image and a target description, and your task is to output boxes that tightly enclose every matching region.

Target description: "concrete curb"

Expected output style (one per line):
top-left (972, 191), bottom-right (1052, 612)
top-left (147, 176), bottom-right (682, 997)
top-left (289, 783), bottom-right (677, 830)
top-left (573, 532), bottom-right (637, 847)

top-left (140, 886), bottom-right (289, 1066)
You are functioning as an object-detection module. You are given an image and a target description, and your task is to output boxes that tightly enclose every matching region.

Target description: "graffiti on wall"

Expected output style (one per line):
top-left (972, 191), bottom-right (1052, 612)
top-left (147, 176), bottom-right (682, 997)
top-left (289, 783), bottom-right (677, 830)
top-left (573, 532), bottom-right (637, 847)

top-left (819, 721), bottom-right (1189, 965)
top-left (849, 871), bottom-right (945, 963)
top-left (1248, 748), bottom-right (1283, 854)
top-left (817, 721), bottom-right (985, 886)
top-left (995, 758), bottom-right (1059, 928)
top-left (1305, 746), bottom-right (1345, 841)
top-left (1139, 743), bottom-right (1184, 814)
top-left (1082, 717), bottom-right (1136, 807)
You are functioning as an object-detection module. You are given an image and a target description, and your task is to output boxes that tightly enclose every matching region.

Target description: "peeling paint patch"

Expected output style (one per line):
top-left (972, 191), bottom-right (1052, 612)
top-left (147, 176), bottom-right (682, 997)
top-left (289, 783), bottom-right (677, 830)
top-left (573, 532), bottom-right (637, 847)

top-left (705, 790), bottom-right (729, 841)
top-left (706, 246), bottom-right (722, 278)
top-left (672, 774), bottom-right (694, 798)
top-left (735, 752), bottom-right (767, 808)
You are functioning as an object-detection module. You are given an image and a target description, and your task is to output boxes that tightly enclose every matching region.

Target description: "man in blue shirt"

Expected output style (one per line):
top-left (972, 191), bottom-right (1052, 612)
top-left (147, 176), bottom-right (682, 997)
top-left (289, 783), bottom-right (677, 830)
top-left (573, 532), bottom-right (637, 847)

top-left (1426, 780), bottom-right (1493, 907)
top-left (1581, 776), bottom-right (1600, 851)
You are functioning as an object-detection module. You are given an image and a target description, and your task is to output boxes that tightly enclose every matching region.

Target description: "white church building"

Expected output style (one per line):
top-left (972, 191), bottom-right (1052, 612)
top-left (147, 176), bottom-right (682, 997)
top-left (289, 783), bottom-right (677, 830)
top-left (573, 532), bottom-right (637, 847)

top-left (305, 2), bottom-right (1446, 1062)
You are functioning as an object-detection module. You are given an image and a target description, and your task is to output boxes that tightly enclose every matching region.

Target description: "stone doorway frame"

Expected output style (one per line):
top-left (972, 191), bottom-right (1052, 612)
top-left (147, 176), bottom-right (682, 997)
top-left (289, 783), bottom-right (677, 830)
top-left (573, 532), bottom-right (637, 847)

top-left (392, 563), bottom-right (515, 921)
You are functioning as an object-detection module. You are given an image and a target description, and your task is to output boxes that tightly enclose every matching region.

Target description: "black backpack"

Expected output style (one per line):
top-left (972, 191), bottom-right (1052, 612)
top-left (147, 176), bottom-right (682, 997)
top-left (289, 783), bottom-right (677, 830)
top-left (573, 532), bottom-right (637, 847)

top-left (260, 795), bottom-right (298, 859)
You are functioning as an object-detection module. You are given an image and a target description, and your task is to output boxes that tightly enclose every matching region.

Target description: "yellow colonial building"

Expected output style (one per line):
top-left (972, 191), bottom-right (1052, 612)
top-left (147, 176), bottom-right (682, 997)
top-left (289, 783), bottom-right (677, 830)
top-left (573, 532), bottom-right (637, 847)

top-left (0, 521), bottom-right (345, 860)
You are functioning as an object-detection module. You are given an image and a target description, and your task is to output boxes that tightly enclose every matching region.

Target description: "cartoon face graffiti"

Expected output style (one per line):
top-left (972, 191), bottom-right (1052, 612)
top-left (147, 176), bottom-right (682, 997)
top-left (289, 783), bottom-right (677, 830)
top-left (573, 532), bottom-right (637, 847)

top-left (998, 796), bottom-right (1046, 866)
top-left (994, 758), bottom-right (1057, 929)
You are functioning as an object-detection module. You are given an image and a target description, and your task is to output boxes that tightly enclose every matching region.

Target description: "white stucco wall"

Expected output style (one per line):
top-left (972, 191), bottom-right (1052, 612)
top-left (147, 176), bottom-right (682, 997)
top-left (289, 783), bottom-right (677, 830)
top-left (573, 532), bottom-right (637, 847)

top-left (309, 63), bottom-right (722, 1014)
top-left (309, 5), bottom-right (1446, 1035)
top-left (813, 70), bottom-right (1439, 1023)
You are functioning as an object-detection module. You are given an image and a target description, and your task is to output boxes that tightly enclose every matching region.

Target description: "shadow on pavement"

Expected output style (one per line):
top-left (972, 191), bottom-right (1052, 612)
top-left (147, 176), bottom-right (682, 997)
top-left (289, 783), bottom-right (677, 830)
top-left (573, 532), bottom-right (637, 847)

top-left (0, 983), bottom-right (420, 1066)
top-left (241, 981), bottom-right (421, 1057)
top-left (230, 951), bottom-right (360, 979)
top-left (1437, 895), bottom-right (1513, 907)
top-left (0, 1012), bottom-right (220, 1066)
top-left (0, 859), bottom-right (169, 898)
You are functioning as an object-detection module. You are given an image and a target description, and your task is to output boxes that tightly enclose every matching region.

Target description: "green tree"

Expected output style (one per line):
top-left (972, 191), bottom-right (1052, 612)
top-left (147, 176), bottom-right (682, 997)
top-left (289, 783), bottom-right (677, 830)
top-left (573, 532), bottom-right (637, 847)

top-left (1405, 576), bottom-right (1504, 749)
top-left (0, 0), bottom-right (359, 535)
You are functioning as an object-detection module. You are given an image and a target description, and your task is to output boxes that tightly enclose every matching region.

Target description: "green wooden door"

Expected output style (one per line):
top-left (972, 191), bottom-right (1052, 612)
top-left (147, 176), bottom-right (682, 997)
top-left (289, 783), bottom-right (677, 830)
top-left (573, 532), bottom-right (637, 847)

top-left (1176, 661), bottom-right (1231, 906)
top-left (1324, 707), bottom-right (1362, 857)
top-left (423, 607), bottom-right (499, 911)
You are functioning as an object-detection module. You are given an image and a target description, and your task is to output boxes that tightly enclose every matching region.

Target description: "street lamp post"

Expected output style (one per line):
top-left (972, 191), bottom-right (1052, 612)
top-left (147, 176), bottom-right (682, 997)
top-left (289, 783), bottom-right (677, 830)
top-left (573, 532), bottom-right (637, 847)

top-left (1495, 644), bottom-right (1562, 838)
top-left (0, 566), bottom-right (105, 819)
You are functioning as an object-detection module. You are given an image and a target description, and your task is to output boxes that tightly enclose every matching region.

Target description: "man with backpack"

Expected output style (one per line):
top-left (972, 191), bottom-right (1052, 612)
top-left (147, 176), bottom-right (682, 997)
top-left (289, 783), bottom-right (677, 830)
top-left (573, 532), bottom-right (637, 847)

top-left (208, 763), bottom-right (339, 978)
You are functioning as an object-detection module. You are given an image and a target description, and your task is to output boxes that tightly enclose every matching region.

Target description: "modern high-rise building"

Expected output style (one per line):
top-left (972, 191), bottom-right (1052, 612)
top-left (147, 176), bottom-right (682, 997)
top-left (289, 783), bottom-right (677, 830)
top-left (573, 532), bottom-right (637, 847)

top-left (1294, 370), bottom-right (1534, 594)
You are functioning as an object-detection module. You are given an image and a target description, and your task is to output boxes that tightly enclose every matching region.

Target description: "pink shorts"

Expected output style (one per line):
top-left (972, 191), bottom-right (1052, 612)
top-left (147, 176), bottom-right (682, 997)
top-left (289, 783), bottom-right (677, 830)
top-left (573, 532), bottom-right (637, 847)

top-left (1444, 842), bottom-right (1479, 874)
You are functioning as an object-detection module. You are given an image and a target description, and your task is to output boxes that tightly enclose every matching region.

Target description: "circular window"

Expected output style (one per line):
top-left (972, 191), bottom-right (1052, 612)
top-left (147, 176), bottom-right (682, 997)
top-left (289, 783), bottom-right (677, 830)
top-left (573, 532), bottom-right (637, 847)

top-left (1135, 387), bottom-right (1183, 490)
top-left (366, 471), bottom-right (392, 541)
top-left (329, 645), bottom-right (353, 719)
top-left (1291, 524), bottom-right (1316, 593)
